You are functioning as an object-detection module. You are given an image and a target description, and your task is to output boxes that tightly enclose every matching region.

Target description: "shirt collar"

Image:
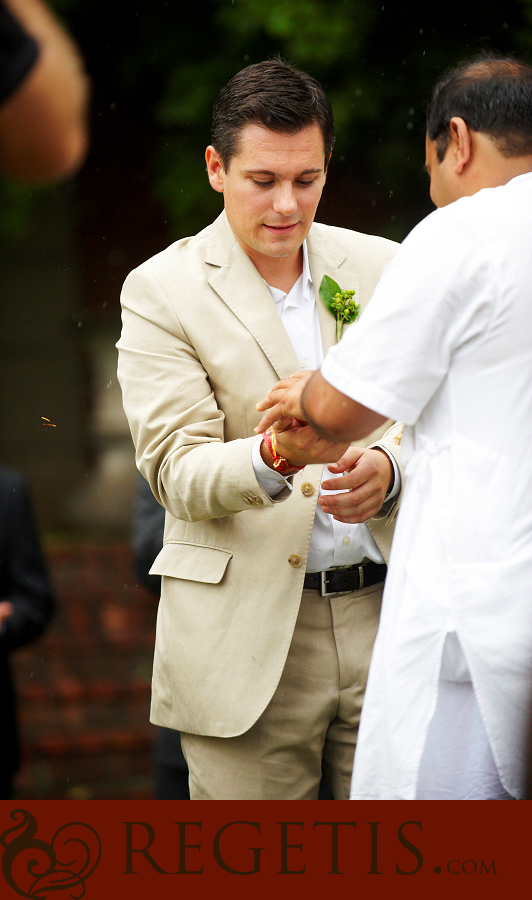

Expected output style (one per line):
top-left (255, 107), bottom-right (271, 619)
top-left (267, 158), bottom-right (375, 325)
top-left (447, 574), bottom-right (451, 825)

top-left (264, 240), bottom-right (314, 312)
top-left (301, 239), bottom-right (313, 294)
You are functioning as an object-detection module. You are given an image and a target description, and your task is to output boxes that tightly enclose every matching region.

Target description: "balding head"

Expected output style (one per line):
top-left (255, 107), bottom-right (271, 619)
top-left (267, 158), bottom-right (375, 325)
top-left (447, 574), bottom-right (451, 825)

top-left (427, 53), bottom-right (532, 162)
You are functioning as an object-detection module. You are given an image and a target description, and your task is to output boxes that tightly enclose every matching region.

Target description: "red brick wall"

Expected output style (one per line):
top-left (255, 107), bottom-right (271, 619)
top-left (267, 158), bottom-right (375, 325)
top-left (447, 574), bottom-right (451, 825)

top-left (11, 543), bottom-right (158, 800)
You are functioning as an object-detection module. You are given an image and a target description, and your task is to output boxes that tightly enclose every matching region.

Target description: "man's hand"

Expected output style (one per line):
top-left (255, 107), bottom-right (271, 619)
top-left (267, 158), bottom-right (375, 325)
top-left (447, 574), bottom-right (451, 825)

top-left (255, 370), bottom-right (311, 434)
top-left (257, 368), bottom-right (386, 444)
top-left (268, 418), bottom-right (350, 469)
top-left (257, 371), bottom-right (349, 468)
top-left (318, 447), bottom-right (393, 523)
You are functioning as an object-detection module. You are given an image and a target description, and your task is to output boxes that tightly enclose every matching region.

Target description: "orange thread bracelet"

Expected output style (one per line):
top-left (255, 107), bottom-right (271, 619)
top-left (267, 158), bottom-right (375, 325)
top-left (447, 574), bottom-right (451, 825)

top-left (261, 430), bottom-right (304, 474)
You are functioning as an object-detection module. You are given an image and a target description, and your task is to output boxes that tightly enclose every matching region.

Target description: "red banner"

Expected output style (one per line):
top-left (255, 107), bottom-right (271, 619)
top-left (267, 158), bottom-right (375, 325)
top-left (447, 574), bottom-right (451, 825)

top-left (0, 800), bottom-right (527, 897)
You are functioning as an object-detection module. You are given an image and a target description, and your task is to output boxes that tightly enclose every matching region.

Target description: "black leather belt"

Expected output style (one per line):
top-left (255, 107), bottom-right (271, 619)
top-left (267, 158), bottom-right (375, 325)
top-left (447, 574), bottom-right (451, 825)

top-left (304, 562), bottom-right (387, 597)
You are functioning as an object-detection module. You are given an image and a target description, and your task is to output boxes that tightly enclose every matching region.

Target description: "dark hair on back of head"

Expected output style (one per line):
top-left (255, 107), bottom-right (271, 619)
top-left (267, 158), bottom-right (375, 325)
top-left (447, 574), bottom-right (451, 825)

top-left (426, 51), bottom-right (532, 161)
top-left (211, 57), bottom-right (335, 170)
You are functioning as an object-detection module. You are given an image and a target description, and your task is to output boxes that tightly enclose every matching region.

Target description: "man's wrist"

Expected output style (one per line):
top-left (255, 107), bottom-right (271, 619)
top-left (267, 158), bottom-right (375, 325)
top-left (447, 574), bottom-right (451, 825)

top-left (261, 431), bottom-right (304, 475)
top-left (252, 435), bottom-right (291, 496)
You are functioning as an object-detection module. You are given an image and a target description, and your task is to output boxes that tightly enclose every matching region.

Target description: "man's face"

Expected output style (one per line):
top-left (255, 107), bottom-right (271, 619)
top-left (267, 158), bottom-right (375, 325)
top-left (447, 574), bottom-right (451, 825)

top-left (206, 123), bottom-right (327, 272)
top-left (425, 134), bottom-right (462, 208)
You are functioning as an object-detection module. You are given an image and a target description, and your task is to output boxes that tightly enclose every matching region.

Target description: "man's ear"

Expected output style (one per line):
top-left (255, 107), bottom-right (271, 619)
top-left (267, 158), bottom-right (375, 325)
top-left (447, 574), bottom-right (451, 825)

top-left (448, 117), bottom-right (472, 175)
top-left (205, 145), bottom-right (225, 193)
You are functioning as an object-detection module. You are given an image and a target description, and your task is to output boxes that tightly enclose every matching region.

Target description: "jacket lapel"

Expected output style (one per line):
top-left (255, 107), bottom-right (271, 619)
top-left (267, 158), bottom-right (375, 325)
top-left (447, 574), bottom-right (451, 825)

top-left (306, 225), bottom-right (360, 359)
top-left (206, 213), bottom-right (299, 381)
top-left (205, 213), bottom-right (361, 377)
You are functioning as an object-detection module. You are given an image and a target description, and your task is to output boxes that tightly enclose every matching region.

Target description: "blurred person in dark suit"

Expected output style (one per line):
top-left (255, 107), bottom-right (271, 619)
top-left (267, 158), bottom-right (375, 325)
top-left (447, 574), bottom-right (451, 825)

top-left (0, 467), bottom-right (54, 798)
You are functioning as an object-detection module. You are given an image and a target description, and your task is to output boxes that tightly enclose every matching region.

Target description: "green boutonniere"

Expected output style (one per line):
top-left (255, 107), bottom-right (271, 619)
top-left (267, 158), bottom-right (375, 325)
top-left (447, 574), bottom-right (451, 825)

top-left (319, 275), bottom-right (360, 341)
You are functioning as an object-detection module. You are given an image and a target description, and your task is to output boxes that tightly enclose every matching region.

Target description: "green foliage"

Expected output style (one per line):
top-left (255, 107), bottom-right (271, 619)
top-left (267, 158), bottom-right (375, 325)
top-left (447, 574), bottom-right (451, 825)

top-left (215, 0), bottom-right (376, 66)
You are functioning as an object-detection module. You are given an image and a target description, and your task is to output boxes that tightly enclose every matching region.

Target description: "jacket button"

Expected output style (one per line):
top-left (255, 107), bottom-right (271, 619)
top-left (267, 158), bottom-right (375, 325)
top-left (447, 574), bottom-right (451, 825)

top-left (288, 554), bottom-right (302, 568)
top-left (301, 482), bottom-right (314, 496)
top-left (252, 496), bottom-right (263, 506)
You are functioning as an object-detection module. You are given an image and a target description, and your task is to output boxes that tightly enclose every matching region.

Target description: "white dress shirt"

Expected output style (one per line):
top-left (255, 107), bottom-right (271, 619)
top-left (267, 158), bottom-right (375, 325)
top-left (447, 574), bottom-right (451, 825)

top-left (252, 241), bottom-right (398, 573)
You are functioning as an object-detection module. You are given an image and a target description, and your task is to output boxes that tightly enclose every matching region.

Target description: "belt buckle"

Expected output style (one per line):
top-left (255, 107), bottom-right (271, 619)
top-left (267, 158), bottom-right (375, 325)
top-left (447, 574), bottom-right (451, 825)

top-left (319, 570), bottom-right (335, 597)
top-left (320, 565), bottom-right (364, 597)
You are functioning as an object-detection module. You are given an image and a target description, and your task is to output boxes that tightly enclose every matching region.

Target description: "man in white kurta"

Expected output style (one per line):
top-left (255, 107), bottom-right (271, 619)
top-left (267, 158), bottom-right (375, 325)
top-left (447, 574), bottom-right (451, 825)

top-left (256, 54), bottom-right (532, 799)
top-left (324, 170), bottom-right (532, 799)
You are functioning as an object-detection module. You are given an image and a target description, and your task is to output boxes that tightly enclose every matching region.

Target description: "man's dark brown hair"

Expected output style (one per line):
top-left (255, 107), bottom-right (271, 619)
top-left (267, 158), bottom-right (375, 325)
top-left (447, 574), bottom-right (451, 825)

top-left (212, 58), bottom-right (335, 170)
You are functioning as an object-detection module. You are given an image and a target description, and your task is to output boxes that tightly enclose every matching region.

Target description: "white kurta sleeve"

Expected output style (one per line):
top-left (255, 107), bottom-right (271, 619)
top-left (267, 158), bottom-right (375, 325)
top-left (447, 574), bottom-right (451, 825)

top-left (321, 206), bottom-right (495, 425)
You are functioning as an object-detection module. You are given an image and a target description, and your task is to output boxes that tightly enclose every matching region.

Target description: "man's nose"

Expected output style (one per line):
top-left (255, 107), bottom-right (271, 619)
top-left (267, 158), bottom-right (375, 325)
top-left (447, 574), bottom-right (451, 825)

top-left (272, 184), bottom-right (298, 216)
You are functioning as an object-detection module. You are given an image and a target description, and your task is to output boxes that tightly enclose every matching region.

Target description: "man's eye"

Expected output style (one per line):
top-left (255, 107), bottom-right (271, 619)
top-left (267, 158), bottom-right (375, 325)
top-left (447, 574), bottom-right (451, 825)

top-left (297, 180), bottom-right (314, 187)
top-left (253, 180), bottom-right (273, 187)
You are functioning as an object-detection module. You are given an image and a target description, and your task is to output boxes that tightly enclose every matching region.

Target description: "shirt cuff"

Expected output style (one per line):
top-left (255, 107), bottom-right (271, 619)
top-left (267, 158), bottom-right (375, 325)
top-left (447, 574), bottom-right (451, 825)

top-left (252, 435), bottom-right (293, 498)
top-left (371, 443), bottom-right (400, 501)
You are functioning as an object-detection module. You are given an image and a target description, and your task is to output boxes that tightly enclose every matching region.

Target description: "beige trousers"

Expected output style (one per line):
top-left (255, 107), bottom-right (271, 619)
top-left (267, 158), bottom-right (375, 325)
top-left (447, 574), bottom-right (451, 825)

top-left (180, 583), bottom-right (383, 800)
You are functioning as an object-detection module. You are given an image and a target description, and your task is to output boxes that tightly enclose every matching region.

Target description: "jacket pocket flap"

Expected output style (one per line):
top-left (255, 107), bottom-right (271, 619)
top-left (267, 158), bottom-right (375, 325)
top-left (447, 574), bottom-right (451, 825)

top-left (149, 541), bottom-right (233, 584)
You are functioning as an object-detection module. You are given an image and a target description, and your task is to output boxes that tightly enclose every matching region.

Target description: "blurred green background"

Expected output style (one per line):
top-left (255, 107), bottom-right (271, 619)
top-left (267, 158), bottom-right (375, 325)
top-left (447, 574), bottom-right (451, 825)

top-left (61, 0), bottom-right (532, 241)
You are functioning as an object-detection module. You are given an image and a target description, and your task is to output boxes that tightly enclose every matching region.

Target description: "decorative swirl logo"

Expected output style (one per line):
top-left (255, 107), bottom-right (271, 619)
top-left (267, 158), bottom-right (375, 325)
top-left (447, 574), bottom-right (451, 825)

top-left (1, 809), bottom-right (101, 898)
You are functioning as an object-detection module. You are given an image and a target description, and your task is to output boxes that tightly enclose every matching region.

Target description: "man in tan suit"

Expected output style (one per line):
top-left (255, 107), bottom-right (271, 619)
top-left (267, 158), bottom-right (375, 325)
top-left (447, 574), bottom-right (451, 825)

top-left (117, 59), bottom-right (401, 800)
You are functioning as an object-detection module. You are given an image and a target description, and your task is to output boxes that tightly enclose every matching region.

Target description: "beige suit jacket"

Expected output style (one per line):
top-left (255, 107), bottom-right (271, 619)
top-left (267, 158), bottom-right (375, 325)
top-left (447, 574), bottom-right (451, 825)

top-left (117, 211), bottom-right (400, 736)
